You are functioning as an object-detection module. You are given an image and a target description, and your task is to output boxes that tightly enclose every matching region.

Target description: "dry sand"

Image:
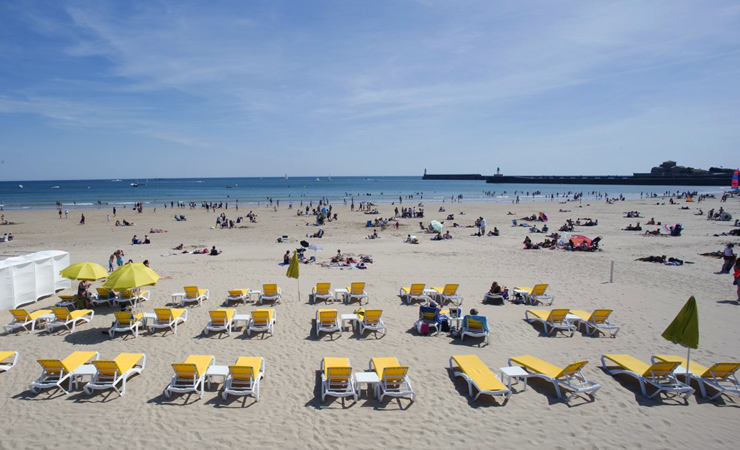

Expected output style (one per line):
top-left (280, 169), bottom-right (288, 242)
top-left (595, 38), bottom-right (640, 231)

top-left (0, 195), bottom-right (739, 449)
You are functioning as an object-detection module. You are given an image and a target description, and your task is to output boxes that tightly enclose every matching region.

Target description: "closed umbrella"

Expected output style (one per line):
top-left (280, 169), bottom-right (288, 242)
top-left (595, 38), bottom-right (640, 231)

top-left (286, 251), bottom-right (300, 301)
top-left (60, 262), bottom-right (108, 281)
top-left (661, 296), bottom-right (699, 379)
top-left (102, 262), bottom-right (160, 290)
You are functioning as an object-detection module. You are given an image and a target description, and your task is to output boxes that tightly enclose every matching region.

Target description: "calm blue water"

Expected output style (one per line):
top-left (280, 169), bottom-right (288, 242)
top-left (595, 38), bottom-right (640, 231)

top-left (0, 177), bottom-right (723, 210)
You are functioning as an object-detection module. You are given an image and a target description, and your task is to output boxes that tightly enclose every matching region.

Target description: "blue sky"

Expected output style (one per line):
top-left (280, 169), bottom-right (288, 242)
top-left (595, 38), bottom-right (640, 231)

top-left (0, 0), bottom-right (738, 180)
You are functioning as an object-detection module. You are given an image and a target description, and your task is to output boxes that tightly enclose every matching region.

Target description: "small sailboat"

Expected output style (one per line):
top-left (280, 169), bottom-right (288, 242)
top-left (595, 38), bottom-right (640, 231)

top-left (51, 186), bottom-right (60, 189)
top-left (284, 174), bottom-right (288, 181)
top-left (328, 175), bottom-right (332, 181)
top-left (18, 184), bottom-right (23, 189)
top-left (316, 177), bottom-right (320, 182)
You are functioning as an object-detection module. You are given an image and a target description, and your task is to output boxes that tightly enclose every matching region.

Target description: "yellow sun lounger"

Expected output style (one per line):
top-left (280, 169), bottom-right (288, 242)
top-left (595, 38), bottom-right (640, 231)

top-left (399, 284), bottom-right (429, 305)
top-left (225, 288), bottom-right (250, 305)
top-left (109, 311), bottom-right (143, 338)
top-left (567, 309), bottom-right (619, 337)
top-left (312, 283), bottom-right (333, 305)
top-left (0, 351), bottom-right (19, 372)
top-left (84, 353), bottom-right (146, 396)
top-left (91, 287), bottom-right (118, 307)
top-left (5, 309), bottom-right (54, 333)
top-left (165, 355), bottom-right (215, 399)
top-left (652, 355), bottom-right (740, 400)
top-left (116, 289), bottom-right (150, 308)
top-left (258, 284), bottom-right (282, 305)
top-left (525, 309), bottom-right (575, 336)
top-left (205, 309), bottom-right (236, 336)
top-left (345, 282), bottom-right (368, 305)
top-left (513, 284), bottom-right (554, 305)
top-left (316, 309), bottom-right (341, 338)
top-left (48, 307), bottom-right (94, 333)
top-left (358, 309), bottom-right (386, 337)
top-left (433, 284), bottom-right (462, 306)
top-left (30, 351), bottom-right (100, 394)
top-left (369, 357), bottom-right (414, 402)
top-left (510, 355), bottom-right (600, 402)
top-left (449, 355), bottom-right (510, 402)
top-left (321, 357), bottom-right (357, 402)
top-left (182, 286), bottom-right (209, 307)
top-left (148, 308), bottom-right (188, 334)
top-left (248, 309), bottom-right (276, 336)
top-left (601, 354), bottom-right (693, 401)
top-left (222, 357), bottom-right (265, 401)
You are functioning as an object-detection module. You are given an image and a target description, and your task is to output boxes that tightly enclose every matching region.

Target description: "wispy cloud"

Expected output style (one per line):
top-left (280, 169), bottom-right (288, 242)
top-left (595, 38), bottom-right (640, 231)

top-left (0, 0), bottom-right (738, 177)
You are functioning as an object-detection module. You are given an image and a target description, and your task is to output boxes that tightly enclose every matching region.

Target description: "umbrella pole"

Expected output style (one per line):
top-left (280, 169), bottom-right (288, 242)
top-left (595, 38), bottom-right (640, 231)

top-left (686, 347), bottom-right (692, 385)
top-left (297, 278), bottom-right (301, 303)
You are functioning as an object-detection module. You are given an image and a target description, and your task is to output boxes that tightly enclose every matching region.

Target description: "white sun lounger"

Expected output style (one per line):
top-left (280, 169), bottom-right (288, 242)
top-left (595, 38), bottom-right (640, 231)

top-left (5, 309), bottom-right (54, 333)
top-left (47, 307), bottom-right (94, 333)
top-left (652, 354), bottom-right (740, 401)
top-left (109, 311), bottom-right (143, 338)
top-left (165, 355), bottom-right (215, 399)
top-left (525, 309), bottom-right (575, 336)
top-left (316, 309), bottom-right (341, 338)
top-left (205, 309), bottom-right (236, 336)
top-left (509, 355), bottom-right (600, 402)
top-left (30, 351), bottom-right (100, 394)
top-left (358, 309), bottom-right (386, 338)
top-left (221, 357), bottom-right (265, 401)
top-left (449, 355), bottom-right (510, 402)
top-left (601, 354), bottom-right (693, 401)
top-left (148, 308), bottom-right (188, 334)
top-left (0, 351), bottom-right (19, 372)
top-left (248, 309), bottom-right (276, 336)
top-left (321, 357), bottom-right (357, 402)
top-left (84, 353), bottom-right (146, 397)
top-left (369, 357), bottom-right (414, 402)
top-left (567, 309), bottom-right (620, 337)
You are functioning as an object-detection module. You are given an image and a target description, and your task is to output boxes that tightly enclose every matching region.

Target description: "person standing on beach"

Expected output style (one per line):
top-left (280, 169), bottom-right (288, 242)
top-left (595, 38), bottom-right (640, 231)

top-left (734, 260), bottom-right (740, 301)
top-left (721, 244), bottom-right (736, 274)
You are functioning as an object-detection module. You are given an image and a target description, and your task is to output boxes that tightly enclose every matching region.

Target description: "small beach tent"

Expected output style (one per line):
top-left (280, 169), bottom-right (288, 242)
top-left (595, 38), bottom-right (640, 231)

top-left (0, 251), bottom-right (70, 310)
top-left (569, 235), bottom-right (591, 247)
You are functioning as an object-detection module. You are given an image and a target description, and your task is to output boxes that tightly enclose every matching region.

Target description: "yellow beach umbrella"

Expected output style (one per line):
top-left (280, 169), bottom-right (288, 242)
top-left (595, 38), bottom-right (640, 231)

top-left (102, 262), bottom-right (160, 290)
top-left (60, 262), bottom-right (109, 281)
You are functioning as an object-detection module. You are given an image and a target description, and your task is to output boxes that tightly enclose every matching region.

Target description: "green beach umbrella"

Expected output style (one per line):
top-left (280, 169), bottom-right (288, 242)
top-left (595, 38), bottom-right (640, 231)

top-left (661, 296), bottom-right (699, 378)
top-left (430, 220), bottom-right (443, 233)
top-left (60, 262), bottom-right (108, 281)
top-left (286, 251), bottom-right (300, 301)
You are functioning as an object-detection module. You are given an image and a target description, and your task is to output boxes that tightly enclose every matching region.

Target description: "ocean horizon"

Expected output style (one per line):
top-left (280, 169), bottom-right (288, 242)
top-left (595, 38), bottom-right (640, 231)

top-left (0, 176), bottom-right (726, 211)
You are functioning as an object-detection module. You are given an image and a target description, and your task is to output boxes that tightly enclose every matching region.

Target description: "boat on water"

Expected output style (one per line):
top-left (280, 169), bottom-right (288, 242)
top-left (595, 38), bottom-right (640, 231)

top-left (284, 174), bottom-right (288, 181)
top-left (111, 179), bottom-right (122, 182)
top-left (51, 186), bottom-right (60, 189)
top-left (131, 183), bottom-right (139, 187)
top-left (18, 184), bottom-right (23, 189)
top-left (316, 177), bottom-right (320, 182)
top-left (328, 175), bottom-right (332, 181)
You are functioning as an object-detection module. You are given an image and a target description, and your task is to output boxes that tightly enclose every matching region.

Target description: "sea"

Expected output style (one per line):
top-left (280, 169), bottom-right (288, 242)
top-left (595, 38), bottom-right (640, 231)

top-left (0, 177), bottom-right (726, 211)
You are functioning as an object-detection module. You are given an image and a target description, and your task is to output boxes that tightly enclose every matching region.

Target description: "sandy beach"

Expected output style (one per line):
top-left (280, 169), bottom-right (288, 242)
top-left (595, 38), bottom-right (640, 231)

top-left (1, 195), bottom-right (739, 449)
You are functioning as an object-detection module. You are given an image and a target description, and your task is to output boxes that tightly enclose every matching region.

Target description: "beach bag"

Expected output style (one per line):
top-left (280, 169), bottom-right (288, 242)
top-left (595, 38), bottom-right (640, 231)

top-left (419, 322), bottom-right (429, 336)
top-left (440, 319), bottom-right (450, 332)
